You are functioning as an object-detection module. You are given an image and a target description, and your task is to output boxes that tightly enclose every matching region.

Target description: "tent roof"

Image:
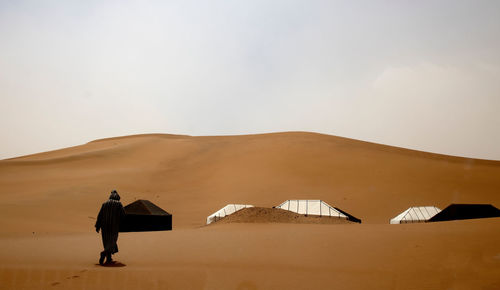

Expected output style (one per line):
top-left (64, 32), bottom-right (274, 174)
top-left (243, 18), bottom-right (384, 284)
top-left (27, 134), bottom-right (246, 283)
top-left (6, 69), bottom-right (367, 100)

top-left (390, 206), bottom-right (440, 224)
top-left (276, 200), bottom-right (353, 220)
top-left (206, 204), bottom-right (253, 224)
top-left (124, 199), bottom-right (171, 216)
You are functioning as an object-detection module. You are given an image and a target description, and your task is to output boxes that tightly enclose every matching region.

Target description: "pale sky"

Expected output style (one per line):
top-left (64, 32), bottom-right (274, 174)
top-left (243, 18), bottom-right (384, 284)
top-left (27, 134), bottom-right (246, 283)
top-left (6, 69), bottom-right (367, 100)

top-left (1, 0), bottom-right (499, 160)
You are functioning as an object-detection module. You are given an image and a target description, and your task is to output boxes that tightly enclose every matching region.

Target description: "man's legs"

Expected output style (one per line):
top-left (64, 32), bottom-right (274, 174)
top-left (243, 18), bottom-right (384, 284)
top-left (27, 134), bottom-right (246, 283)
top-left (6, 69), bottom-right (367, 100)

top-left (99, 231), bottom-right (117, 265)
top-left (99, 250), bottom-right (113, 264)
top-left (99, 231), bottom-right (107, 265)
top-left (99, 251), bottom-right (106, 265)
top-left (105, 233), bottom-right (118, 264)
top-left (106, 252), bottom-right (113, 263)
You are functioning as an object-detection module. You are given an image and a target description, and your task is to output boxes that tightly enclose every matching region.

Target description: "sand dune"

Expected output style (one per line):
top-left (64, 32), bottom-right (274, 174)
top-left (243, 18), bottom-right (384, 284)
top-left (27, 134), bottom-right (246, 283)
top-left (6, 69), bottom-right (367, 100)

top-left (1, 132), bottom-right (499, 289)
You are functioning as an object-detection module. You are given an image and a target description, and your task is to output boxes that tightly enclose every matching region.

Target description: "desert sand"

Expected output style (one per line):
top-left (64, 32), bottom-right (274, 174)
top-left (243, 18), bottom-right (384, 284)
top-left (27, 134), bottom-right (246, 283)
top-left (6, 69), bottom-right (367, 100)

top-left (0, 132), bottom-right (499, 289)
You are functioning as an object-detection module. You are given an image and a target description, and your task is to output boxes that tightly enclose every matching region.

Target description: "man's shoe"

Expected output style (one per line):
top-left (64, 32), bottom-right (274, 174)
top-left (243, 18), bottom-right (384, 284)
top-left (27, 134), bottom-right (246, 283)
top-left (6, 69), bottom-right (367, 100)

top-left (105, 254), bottom-right (113, 264)
top-left (99, 252), bottom-right (105, 265)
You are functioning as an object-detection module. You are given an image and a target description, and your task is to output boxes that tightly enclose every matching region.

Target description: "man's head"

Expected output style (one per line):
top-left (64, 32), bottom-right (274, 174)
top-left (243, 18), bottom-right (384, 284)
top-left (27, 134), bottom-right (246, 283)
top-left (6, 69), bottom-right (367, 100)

top-left (109, 190), bottom-right (120, 201)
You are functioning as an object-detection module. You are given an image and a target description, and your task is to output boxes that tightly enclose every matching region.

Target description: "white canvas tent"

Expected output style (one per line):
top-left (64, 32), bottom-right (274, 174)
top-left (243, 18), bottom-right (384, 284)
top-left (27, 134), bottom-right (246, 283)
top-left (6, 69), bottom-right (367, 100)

top-left (206, 204), bottom-right (254, 224)
top-left (275, 200), bottom-right (348, 219)
top-left (390, 206), bottom-right (441, 224)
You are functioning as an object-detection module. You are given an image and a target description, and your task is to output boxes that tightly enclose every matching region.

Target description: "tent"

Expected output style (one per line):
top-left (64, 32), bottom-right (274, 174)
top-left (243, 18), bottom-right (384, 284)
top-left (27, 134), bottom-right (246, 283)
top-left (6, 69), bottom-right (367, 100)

top-left (275, 200), bottom-right (361, 223)
top-left (428, 204), bottom-right (500, 222)
top-left (390, 206), bottom-right (441, 224)
top-left (206, 204), bottom-right (253, 224)
top-left (120, 199), bottom-right (172, 232)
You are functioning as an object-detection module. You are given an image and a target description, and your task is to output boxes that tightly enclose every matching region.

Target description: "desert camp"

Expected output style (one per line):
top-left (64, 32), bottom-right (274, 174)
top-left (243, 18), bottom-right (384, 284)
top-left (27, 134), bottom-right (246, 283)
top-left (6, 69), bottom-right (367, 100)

top-left (1, 132), bottom-right (500, 289)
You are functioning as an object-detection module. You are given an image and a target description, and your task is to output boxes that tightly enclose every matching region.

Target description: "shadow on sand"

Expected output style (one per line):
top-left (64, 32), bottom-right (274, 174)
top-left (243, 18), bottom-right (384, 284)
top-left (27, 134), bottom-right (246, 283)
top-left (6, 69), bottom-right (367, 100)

top-left (95, 261), bottom-right (126, 267)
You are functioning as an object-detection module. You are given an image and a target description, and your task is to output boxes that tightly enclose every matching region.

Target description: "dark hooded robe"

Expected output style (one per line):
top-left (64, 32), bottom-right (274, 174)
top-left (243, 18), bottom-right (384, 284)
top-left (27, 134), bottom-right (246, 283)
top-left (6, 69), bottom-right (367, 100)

top-left (95, 190), bottom-right (125, 256)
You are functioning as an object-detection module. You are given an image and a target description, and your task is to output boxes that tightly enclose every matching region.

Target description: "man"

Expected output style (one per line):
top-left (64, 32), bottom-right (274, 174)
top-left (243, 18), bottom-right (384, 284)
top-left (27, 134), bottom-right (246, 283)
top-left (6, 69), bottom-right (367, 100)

top-left (95, 190), bottom-right (125, 265)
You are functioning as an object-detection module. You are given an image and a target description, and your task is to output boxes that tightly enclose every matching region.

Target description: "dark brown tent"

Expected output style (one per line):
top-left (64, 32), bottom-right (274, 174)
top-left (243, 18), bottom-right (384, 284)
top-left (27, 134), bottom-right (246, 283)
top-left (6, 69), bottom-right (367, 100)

top-left (120, 200), bottom-right (172, 232)
top-left (428, 204), bottom-right (500, 222)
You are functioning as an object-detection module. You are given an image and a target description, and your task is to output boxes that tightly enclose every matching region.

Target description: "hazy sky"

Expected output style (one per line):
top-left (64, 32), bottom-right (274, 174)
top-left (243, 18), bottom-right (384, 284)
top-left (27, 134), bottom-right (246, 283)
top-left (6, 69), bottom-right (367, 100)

top-left (1, 0), bottom-right (499, 160)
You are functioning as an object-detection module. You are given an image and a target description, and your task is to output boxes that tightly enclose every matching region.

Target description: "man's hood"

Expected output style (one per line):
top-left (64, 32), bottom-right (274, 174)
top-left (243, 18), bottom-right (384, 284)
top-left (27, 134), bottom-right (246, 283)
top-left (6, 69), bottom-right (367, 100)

top-left (109, 190), bottom-right (120, 201)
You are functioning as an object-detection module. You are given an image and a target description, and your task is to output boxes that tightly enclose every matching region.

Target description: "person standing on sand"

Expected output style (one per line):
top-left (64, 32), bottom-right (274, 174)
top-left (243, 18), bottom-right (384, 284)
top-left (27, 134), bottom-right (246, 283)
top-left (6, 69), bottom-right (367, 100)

top-left (95, 190), bottom-right (125, 265)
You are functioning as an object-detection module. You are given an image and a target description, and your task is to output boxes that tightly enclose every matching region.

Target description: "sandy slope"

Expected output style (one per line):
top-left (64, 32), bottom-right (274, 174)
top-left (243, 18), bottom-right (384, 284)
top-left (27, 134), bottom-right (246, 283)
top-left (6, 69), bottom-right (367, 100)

top-left (1, 132), bottom-right (499, 289)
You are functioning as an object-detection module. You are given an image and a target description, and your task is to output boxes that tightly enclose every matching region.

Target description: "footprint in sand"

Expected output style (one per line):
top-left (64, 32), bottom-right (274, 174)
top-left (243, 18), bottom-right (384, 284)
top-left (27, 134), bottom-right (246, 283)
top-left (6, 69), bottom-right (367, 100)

top-left (50, 282), bottom-right (60, 286)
